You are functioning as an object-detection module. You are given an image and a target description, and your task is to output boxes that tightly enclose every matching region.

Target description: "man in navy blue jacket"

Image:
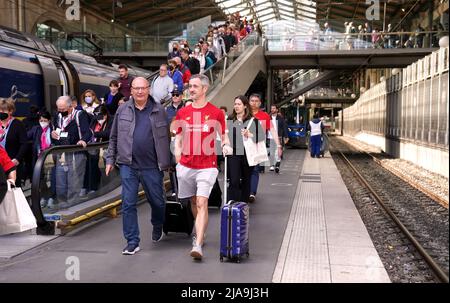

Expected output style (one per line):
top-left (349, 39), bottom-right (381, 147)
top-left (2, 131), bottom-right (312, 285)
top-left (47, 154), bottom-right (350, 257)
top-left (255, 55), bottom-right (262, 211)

top-left (50, 95), bottom-right (92, 209)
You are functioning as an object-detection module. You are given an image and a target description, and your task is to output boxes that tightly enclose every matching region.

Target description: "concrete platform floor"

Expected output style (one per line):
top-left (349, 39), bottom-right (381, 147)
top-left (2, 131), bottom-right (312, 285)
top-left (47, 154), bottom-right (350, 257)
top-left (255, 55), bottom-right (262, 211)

top-left (0, 149), bottom-right (389, 283)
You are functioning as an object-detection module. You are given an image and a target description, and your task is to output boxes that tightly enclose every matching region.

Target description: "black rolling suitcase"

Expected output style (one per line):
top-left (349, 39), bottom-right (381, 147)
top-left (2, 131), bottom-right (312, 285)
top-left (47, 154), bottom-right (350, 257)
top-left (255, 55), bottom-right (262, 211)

top-left (163, 172), bottom-right (194, 236)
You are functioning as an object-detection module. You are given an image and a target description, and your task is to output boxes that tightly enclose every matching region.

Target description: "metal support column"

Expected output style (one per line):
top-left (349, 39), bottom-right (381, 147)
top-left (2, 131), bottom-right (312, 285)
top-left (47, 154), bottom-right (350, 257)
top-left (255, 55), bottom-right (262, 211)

top-left (267, 68), bottom-right (273, 108)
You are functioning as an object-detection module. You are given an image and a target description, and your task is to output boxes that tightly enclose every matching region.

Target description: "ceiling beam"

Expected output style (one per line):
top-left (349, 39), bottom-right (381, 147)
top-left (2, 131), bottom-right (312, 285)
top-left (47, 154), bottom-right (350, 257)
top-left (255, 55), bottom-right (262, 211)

top-left (130, 0), bottom-right (216, 23)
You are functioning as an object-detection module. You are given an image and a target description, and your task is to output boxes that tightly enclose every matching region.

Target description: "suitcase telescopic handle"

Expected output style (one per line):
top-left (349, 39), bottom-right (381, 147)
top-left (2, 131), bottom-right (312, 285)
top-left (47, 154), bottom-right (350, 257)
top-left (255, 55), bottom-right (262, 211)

top-left (171, 167), bottom-right (179, 203)
top-left (224, 156), bottom-right (229, 205)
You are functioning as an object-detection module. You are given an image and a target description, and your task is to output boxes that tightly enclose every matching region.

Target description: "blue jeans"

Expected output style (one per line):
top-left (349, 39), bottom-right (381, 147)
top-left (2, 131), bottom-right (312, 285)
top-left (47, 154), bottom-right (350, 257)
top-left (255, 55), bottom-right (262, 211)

top-left (310, 134), bottom-right (321, 157)
top-left (55, 152), bottom-right (86, 205)
top-left (250, 164), bottom-right (260, 195)
top-left (119, 165), bottom-right (165, 246)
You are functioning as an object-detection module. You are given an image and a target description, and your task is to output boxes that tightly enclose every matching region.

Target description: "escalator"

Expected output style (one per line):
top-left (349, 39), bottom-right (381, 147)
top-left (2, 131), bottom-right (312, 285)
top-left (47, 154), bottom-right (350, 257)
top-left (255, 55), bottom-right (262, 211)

top-left (274, 69), bottom-right (341, 107)
top-left (204, 32), bottom-right (266, 109)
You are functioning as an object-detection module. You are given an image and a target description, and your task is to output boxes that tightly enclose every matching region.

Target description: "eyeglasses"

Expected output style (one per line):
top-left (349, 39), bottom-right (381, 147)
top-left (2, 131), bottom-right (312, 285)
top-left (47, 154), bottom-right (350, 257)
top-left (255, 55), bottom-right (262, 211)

top-left (131, 86), bottom-right (149, 91)
top-left (173, 94), bottom-right (180, 97)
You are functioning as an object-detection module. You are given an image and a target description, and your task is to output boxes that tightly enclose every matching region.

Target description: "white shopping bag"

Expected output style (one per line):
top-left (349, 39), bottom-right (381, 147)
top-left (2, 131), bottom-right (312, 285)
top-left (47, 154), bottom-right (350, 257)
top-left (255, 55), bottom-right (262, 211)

top-left (0, 182), bottom-right (37, 235)
top-left (243, 118), bottom-right (269, 166)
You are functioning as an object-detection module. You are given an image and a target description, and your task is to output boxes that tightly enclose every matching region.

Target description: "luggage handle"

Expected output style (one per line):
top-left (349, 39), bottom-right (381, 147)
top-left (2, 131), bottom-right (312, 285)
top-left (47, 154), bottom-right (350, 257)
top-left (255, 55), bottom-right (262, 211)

top-left (224, 156), bottom-right (228, 205)
top-left (170, 168), bottom-right (180, 204)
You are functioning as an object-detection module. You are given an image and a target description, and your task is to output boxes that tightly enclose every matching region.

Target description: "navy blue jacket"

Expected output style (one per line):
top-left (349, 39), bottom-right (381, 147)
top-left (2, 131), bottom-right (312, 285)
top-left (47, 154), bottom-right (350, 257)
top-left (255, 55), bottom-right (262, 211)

top-left (52, 110), bottom-right (92, 146)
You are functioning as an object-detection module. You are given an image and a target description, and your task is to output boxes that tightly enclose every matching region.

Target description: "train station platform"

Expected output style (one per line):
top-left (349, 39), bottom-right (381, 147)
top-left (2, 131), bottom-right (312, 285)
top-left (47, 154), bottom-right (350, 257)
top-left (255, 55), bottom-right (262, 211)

top-left (0, 149), bottom-right (389, 283)
top-left (273, 152), bottom-right (390, 283)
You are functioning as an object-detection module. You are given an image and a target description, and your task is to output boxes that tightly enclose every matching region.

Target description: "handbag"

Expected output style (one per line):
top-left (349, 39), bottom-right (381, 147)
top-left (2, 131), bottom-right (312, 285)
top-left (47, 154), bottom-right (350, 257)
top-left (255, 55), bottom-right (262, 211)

top-left (0, 182), bottom-right (37, 235)
top-left (243, 118), bottom-right (269, 166)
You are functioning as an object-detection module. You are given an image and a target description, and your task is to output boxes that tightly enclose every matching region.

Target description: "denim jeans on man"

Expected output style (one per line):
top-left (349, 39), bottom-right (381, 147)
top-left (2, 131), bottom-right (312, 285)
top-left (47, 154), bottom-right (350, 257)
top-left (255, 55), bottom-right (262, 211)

top-left (55, 152), bottom-right (87, 206)
top-left (120, 165), bottom-right (165, 246)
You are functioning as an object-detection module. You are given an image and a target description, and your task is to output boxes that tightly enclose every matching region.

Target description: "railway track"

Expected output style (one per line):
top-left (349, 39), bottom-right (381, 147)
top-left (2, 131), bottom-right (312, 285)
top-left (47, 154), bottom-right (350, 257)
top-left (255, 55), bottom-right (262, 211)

top-left (330, 137), bottom-right (449, 283)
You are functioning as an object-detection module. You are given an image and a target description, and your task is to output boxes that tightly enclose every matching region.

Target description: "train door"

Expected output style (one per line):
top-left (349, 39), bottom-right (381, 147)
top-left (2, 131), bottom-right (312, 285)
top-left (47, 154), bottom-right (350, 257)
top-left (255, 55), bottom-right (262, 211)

top-left (57, 65), bottom-right (69, 96)
top-left (35, 55), bottom-right (61, 111)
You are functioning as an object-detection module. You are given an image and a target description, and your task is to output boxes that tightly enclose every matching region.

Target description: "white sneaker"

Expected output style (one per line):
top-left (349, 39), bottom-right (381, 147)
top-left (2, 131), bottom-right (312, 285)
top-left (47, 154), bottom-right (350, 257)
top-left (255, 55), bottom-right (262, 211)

top-left (190, 245), bottom-right (203, 260)
top-left (79, 188), bottom-right (87, 197)
top-left (269, 166), bottom-right (275, 171)
top-left (40, 198), bottom-right (47, 208)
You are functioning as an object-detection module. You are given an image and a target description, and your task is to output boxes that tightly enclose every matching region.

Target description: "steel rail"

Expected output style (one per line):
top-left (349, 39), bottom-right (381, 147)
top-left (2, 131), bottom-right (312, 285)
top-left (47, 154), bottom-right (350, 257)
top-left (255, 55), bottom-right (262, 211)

top-left (330, 141), bottom-right (449, 283)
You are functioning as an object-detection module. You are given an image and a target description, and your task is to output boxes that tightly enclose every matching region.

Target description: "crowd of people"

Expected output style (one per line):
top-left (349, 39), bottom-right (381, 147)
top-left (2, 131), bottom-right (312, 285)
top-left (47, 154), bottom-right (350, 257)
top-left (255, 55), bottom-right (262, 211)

top-left (0, 15), bottom-right (287, 261)
top-left (316, 21), bottom-right (445, 50)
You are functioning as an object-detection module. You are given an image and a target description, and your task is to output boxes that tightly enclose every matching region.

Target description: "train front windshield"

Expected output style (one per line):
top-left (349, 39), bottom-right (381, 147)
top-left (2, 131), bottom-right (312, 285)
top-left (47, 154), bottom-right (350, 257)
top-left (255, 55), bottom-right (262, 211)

top-left (283, 103), bottom-right (308, 147)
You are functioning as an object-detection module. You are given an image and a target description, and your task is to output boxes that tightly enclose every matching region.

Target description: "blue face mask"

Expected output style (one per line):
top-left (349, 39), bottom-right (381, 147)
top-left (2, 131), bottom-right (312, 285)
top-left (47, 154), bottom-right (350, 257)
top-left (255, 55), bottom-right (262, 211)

top-left (85, 97), bottom-right (93, 104)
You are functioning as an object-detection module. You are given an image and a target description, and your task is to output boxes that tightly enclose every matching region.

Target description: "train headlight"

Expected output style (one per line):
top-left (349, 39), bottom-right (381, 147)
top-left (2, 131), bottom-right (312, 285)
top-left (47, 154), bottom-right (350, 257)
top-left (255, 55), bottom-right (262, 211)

top-left (300, 128), bottom-right (304, 132)
top-left (288, 128), bottom-right (292, 132)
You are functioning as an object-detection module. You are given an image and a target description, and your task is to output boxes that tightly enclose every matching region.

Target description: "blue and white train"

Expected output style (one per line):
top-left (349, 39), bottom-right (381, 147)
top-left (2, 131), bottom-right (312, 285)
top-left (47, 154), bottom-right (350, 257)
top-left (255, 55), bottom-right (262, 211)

top-left (0, 25), bottom-right (154, 117)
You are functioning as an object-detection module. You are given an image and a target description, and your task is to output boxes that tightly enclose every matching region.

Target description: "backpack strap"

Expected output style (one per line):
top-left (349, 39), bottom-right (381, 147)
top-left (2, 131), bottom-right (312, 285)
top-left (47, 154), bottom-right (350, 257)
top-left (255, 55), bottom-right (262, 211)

top-left (74, 110), bottom-right (82, 141)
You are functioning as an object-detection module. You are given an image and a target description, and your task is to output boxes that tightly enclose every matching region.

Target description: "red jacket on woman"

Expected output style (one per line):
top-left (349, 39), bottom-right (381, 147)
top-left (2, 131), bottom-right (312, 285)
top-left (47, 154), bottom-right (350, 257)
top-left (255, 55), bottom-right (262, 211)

top-left (0, 146), bottom-right (15, 175)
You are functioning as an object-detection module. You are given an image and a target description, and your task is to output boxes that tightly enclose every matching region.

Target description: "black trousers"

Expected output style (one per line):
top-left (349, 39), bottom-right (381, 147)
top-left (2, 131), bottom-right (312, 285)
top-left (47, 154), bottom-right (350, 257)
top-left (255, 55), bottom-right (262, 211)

top-left (227, 155), bottom-right (253, 203)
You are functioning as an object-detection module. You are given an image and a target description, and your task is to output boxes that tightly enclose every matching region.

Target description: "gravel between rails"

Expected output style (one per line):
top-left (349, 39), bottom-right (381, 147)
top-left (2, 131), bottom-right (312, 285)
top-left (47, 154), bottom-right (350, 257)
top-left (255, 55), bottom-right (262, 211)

top-left (330, 136), bottom-right (449, 283)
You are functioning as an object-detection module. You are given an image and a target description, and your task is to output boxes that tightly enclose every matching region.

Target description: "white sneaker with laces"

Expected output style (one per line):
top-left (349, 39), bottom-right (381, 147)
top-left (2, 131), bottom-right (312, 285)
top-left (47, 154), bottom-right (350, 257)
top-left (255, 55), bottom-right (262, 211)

top-left (269, 166), bottom-right (275, 171)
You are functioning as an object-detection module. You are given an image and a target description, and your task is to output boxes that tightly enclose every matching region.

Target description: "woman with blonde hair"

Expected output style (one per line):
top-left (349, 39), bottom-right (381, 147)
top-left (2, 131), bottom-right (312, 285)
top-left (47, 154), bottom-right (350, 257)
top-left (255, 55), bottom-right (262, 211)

top-left (0, 98), bottom-right (27, 187)
top-left (80, 89), bottom-right (100, 116)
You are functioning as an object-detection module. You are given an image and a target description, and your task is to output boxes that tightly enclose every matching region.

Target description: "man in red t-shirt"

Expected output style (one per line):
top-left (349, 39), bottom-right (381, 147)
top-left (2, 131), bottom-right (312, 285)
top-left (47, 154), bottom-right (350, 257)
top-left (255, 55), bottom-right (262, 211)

top-left (173, 74), bottom-right (230, 260)
top-left (248, 94), bottom-right (283, 203)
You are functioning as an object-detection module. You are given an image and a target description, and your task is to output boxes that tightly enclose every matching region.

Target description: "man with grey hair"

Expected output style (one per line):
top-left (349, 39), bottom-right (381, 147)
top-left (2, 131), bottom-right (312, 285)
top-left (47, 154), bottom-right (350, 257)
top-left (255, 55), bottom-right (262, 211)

top-left (173, 74), bottom-right (230, 260)
top-left (151, 64), bottom-right (174, 104)
top-left (106, 77), bottom-right (171, 255)
top-left (50, 95), bottom-right (92, 209)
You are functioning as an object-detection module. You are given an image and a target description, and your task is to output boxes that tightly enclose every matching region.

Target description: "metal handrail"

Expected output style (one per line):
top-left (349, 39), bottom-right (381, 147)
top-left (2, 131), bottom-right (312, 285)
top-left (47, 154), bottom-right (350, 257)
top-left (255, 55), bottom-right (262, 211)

top-left (31, 142), bottom-right (109, 231)
top-left (202, 32), bottom-right (261, 90)
top-left (264, 30), bottom-right (447, 51)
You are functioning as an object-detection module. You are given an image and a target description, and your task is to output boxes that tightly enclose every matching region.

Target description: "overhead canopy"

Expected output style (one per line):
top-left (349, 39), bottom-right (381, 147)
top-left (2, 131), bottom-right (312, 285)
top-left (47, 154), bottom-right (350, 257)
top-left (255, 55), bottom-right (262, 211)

top-left (81, 0), bottom-right (227, 35)
top-left (214, 0), bottom-right (317, 27)
top-left (82, 0), bottom-right (431, 35)
top-left (214, 0), bottom-right (429, 31)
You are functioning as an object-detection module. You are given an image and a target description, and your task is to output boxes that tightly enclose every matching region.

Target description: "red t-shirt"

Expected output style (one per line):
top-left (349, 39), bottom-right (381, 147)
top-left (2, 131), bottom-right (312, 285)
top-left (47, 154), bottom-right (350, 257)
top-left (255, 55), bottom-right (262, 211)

top-left (174, 102), bottom-right (225, 169)
top-left (254, 110), bottom-right (271, 131)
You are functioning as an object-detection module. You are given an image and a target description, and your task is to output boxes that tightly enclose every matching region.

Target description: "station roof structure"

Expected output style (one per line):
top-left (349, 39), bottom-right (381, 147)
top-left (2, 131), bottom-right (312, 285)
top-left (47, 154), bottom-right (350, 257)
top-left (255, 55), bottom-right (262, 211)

top-left (81, 0), bottom-right (431, 34)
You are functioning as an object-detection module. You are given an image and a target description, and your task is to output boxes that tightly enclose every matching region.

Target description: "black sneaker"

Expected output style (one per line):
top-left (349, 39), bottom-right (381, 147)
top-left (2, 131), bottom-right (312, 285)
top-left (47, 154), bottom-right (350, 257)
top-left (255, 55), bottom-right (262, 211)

top-left (152, 225), bottom-right (164, 242)
top-left (275, 167), bottom-right (280, 173)
top-left (122, 243), bottom-right (140, 255)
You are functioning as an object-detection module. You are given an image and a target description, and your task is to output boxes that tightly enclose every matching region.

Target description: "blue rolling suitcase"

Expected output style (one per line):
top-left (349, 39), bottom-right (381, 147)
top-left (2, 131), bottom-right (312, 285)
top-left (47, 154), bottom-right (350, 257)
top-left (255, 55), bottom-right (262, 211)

top-left (219, 157), bottom-right (250, 263)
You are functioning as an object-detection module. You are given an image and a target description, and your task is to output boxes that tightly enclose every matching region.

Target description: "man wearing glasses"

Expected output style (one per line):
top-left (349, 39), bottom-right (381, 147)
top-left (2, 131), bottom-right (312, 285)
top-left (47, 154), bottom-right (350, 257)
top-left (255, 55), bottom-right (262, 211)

top-left (151, 64), bottom-right (174, 104)
top-left (165, 87), bottom-right (183, 124)
top-left (106, 77), bottom-right (171, 255)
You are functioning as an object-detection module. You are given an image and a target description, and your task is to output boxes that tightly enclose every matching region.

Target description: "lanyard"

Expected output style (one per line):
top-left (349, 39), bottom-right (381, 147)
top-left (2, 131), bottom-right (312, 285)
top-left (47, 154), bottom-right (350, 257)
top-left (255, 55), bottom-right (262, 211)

top-left (0, 118), bottom-right (14, 144)
top-left (59, 110), bottom-right (76, 131)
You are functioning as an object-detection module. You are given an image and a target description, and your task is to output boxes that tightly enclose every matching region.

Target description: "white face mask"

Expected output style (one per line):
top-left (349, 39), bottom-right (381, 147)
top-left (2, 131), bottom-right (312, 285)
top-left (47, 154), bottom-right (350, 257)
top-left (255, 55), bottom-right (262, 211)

top-left (194, 48), bottom-right (200, 53)
top-left (40, 121), bottom-right (49, 129)
top-left (85, 96), bottom-right (93, 104)
top-left (98, 119), bottom-right (106, 124)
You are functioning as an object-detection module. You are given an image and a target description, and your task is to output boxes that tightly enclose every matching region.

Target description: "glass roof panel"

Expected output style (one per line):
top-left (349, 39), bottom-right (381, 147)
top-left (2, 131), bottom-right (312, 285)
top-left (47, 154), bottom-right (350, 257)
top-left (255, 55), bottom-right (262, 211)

top-left (278, 0), bottom-right (294, 6)
top-left (213, 0), bottom-right (318, 26)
